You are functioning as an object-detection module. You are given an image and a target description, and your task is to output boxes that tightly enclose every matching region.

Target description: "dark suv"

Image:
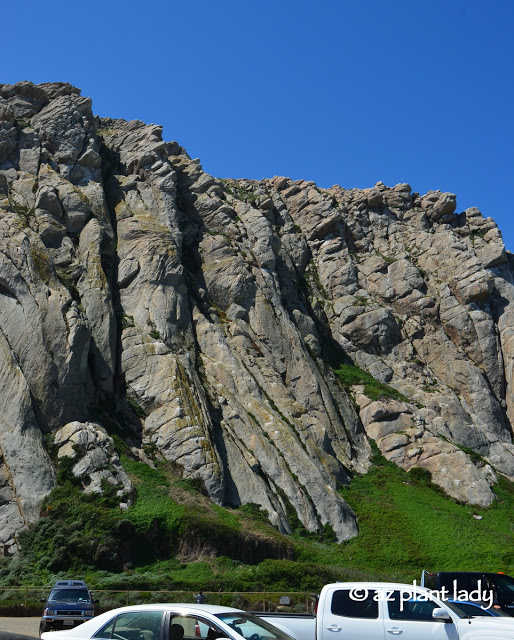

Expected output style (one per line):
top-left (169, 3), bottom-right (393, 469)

top-left (423, 571), bottom-right (514, 616)
top-left (40, 580), bottom-right (97, 634)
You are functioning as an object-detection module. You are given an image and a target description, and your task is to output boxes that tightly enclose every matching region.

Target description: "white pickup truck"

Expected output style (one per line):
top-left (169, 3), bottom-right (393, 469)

top-left (258, 581), bottom-right (514, 640)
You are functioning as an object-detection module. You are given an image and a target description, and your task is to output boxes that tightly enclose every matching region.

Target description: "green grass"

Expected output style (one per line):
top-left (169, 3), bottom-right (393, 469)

top-left (122, 459), bottom-right (185, 537)
top-left (334, 444), bottom-right (514, 580)
top-left (334, 363), bottom-right (408, 402)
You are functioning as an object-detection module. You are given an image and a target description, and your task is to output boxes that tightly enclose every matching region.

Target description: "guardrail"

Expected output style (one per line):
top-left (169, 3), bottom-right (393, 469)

top-left (0, 589), bottom-right (317, 616)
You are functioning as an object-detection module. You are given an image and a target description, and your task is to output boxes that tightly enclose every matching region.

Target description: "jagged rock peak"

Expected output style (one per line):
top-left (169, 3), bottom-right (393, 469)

top-left (0, 81), bottom-right (512, 553)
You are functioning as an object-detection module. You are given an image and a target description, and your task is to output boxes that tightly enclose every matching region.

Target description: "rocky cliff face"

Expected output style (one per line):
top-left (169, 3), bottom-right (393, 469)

top-left (0, 81), bottom-right (513, 554)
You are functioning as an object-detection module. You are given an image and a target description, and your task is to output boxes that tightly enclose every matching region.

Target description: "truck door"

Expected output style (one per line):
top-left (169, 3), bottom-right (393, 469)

top-left (320, 587), bottom-right (384, 640)
top-left (384, 590), bottom-right (459, 640)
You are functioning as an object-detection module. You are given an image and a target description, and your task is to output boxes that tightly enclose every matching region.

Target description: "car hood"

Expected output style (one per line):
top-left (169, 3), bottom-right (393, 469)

top-left (461, 616), bottom-right (514, 628)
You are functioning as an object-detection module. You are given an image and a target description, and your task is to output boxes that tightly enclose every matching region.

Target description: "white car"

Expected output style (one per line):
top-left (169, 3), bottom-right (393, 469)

top-left (40, 603), bottom-right (296, 640)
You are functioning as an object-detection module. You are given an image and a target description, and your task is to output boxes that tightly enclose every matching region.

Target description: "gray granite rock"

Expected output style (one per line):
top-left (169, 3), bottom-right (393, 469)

top-left (54, 422), bottom-right (133, 498)
top-left (0, 81), bottom-right (512, 551)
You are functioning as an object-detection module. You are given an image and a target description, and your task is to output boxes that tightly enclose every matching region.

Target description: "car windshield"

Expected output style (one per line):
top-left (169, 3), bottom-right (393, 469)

top-left (442, 601), bottom-right (471, 618)
top-left (49, 588), bottom-right (91, 603)
top-left (444, 601), bottom-right (511, 618)
top-left (483, 607), bottom-right (511, 617)
top-left (451, 602), bottom-right (510, 618)
top-left (216, 613), bottom-right (295, 640)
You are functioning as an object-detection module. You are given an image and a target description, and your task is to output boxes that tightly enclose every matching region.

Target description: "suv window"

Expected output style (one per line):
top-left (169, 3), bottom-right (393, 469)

top-left (331, 590), bottom-right (378, 619)
top-left (489, 574), bottom-right (514, 596)
top-left (438, 573), bottom-right (485, 593)
top-left (388, 592), bottom-right (439, 621)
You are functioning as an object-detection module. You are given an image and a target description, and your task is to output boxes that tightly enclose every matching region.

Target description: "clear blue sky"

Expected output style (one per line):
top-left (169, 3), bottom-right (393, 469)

top-left (5, 0), bottom-right (514, 249)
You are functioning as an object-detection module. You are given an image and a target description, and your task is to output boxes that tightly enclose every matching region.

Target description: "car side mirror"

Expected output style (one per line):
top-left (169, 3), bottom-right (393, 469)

top-left (94, 600), bottom-right (99, 604)
top-left (40, 598), bottom-right (46, 603)
top-left (432, 608), bottom-right (452, 622)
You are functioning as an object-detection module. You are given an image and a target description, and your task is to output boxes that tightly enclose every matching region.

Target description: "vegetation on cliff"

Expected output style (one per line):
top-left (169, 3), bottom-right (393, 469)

top-left (1, 441), bottom-right (511, 590)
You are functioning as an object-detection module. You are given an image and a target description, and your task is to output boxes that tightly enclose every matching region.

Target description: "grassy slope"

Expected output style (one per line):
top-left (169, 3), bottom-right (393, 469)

top-left (334, 447), bottom-right (514, 580)
top-left (3, 443), bottom-right (512, 591)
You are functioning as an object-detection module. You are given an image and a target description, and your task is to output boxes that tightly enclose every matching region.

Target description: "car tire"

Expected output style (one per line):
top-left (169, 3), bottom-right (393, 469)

top-left (39, 621), bottom-right (48, 636)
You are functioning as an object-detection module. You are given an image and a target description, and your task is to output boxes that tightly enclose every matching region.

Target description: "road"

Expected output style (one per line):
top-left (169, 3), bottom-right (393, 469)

top-left (0, 619), bottom-right (39, 637)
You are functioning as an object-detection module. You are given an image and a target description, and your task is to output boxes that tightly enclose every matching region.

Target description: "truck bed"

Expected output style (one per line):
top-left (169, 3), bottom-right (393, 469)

top-left (255, 612), bottom-right (316, 640)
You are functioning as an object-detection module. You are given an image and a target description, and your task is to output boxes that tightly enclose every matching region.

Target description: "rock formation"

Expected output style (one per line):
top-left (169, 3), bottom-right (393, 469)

top-left (0, 81), bottom-right (513, 554)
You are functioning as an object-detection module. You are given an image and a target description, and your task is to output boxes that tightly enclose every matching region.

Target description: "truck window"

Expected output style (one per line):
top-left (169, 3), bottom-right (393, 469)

top-left (388, 592), bottom-right (439, 622)
top-left (49, 588), bottom-right (91, 602)
top-left (330, 590), bottom-right (378, 619)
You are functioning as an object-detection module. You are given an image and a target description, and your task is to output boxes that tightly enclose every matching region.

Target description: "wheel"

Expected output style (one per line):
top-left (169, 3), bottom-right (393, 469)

top-left (39, 621), bottom-right (48, 637)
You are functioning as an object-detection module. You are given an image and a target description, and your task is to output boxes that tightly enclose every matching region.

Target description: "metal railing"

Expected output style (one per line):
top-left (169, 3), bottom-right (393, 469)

top-left (0, 588), bottom-right (317, 616)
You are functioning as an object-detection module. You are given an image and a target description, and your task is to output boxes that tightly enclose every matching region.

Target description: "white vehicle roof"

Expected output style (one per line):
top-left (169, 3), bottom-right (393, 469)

top-left (96, 603), bottom-right (246, 614)
top-left (322, 582), bottom-right (432, 592)
top-left (41, 603), bottom-right (249, 640)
